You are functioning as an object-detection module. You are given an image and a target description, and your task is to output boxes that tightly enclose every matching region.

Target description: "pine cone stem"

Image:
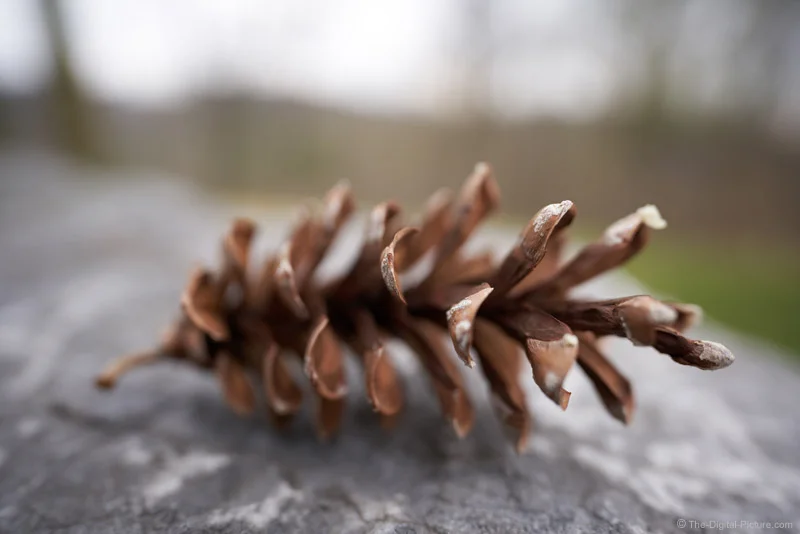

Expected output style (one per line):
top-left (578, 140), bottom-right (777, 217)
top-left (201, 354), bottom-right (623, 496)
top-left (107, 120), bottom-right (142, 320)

top-left (95, 350), bottom-right (162, 389)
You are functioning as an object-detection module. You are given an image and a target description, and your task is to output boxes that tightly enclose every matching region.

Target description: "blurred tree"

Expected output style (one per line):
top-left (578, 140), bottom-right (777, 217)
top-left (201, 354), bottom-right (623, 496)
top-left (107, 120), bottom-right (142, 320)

top-left (621, 0), bottom-right (686, 128)
top-left (731, 0), bottom-right (799, 124)
top-left (459, 0), bottom-right (494, 160)
top-left (618, 0), bottom-right (800, 129)
top-left (40, 0), bottom-right (100, 161)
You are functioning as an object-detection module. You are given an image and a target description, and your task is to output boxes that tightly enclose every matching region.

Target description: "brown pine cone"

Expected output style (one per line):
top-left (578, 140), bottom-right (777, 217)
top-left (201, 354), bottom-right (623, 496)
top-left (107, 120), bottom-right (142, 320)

top-left (95, 163), bottom-right (733, 450)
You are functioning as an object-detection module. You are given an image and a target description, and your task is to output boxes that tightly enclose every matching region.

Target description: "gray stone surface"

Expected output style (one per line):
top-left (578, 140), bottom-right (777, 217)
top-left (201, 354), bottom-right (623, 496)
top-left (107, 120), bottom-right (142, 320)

top-left (1, 152), bottom-right (799, 533)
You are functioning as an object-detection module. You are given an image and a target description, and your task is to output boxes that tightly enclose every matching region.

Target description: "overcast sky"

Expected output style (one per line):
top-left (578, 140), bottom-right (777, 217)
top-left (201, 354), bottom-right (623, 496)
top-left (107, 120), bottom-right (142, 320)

top-left (0, 0), bottom-right (630, 119)
top-left (1, 0), bottom-right (798, 128)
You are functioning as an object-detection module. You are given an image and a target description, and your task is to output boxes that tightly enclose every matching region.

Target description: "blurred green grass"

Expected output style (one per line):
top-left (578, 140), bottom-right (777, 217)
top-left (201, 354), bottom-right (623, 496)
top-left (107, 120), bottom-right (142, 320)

top-left (625, 239), bottom-right (800, 356)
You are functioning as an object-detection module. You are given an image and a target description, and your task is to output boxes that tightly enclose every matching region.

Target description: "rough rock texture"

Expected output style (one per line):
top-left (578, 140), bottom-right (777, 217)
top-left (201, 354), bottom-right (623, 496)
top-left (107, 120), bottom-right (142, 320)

top-left (1, 153), bottom-right (799, 533)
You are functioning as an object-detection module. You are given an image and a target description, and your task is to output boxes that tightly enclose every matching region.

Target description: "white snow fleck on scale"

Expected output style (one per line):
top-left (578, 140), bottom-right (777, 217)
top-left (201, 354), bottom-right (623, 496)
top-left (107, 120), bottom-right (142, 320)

top-left (454, 320), bottom-right (471, 340)
top-left (648, 301), bottom-right (678, 324)
top-left (270, 395), bottom-right (294, 415)
top-left (602, 214), bottom-right (638, 246)
top-left (473, 162), bottom-right (490, 176)
top-left (543, 371), bottom-right (561, 392)
top-left (532, 201), bottom-right (571, 233)
top-left (276, 256), bottom-right (293, 279)
top-left (636, 205), bottom-right (667, 230)
top-left (698, 340), bottom-right (735, 369)
top-left (561, 333), bottom-right (579, 348)
top-left (323, 181), bottom-right (349, 230)
top-left (367, 207), bottom-right (387, 242)
top-left (454, 319), bottom-right (474, 366)
top-left (602, 205), bottom-right (666, 246)
top-left (446, 298), bottom-right (472, 320)
top-left (619, 315), bottom-right (642, 346)
top-left (380, 253), bottom-right (397, 294)
top-left (532, 204), bottom-right (559, 233)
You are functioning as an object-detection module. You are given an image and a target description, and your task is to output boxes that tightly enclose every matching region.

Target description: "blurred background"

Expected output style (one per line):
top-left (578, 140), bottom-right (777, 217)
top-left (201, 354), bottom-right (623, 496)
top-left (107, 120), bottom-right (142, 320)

top-left (0, 0), bottom-right (798, 354)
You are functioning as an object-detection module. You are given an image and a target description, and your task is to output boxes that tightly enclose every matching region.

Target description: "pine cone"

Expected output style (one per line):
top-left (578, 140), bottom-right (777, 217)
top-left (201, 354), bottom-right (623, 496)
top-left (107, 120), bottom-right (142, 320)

top-left (95, 163), bottom-right (734, 450)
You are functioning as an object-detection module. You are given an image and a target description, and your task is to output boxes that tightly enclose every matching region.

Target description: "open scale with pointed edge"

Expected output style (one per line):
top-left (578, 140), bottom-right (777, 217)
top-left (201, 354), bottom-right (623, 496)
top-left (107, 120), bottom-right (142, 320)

top-left (96, 163), bottom-right (734, 451)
